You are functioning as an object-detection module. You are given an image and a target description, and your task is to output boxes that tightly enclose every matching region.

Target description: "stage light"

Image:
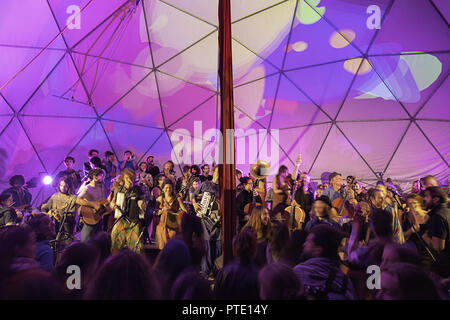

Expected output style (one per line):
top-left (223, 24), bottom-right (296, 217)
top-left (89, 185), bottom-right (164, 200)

top-left (43, 175), bottom-right (53, 185)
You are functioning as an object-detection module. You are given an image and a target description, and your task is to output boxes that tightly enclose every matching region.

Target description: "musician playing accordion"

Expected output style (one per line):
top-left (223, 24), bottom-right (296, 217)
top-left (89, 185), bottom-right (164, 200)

top-left (192, 165), bottom-right (221, 279)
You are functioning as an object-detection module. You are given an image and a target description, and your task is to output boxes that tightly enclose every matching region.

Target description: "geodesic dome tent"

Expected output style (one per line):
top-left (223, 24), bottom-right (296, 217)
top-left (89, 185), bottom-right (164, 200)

top-left (0, 0), bottom-right (449, 206)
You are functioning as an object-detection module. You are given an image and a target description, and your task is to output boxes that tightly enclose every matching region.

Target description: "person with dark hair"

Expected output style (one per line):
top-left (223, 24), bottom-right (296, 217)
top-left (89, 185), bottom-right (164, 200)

top-left (4, 268), bottom-right (63, 300)
top-left (180, 213), bottom-right (205, 269)
top-left (0, 226), bottom-right (38, 291)
top-left (192, 166), bottom-right (221, 278)
top-left (377, 263), bottom-right (442, 300)
top-left (422, 186), bottom-right (450, 277)
top-left (266, 221), bottom-right (289, 264)
top-left (304, 196), bottom-right (341, 233)
top-left (24, 214), bottom-right (55, 272)
top-left (419, 175), bottom-right (438, 197)
top-left (188, 177), bottom-right (202, 205)
top-left (380, 243), bottom-right (422, 270)
top-left (199, 164), bottom-right (212, 183)
top-left (258, 263), bottom-right (304, 300)
top-left (190, 165), bottom-right (200, 178)
top-left (162, 160), bottom-right (177, 185)
top-left (0, 193), bottom-right (19, 227)
top-left (154, 239), bottom-right (191, 299)
top-left (348, 208), bottom-right (394, 269)
top-left (322, 172), bottom-right (347, 203)
top-left (146, 155), bottom-right (160, 180)
top-left (402, 193), bottom-right (433, 272)
top-left (170, 269), bottom-right (213, 300)
top-left (235, 169), bottom-right (243, 193)
top-left (56, 156), bottom-right (82, 193)
top-left (214, 229), bottom-right (260, 300)
top-left (42, 177), bottom-right (98, 248)
top-left (155, 180), bottom-right (188, 249)
top-left (236, 177), bottom-right (254, 230)
top-left (136, 161), bottom-right (153, 202)
top-left (292, 172), bottom-right (314, 225)
top-left (176, 165), bottom-right (191, 201)
top-left (1, 174), bottom-right (32, 211)
top-left (294, 224), bottom-right (354, 300)
top-left (118, 150), bottom-right (138, 172)
top-left (83, 149), bottom-right (99, 177)
top-left (53, 242), bottom-right (99, 300)
top-left (271, 165), bottom-right (290, 219)
top-left (103, 151), bottom-right (117, 193)
top-left (280, 229), bottom-right (308, 267)
top-left (86, 248), bottom-right (160, 300)
top-left (78, 169), bottom-right (108, 242)
top-left (89, 231), bottom-right (111, 266)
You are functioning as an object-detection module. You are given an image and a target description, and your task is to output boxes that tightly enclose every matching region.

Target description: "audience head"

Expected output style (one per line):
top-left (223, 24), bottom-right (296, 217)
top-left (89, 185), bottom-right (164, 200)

top-left (381, 243), bottom-right (421, 270)
top-left (170, 270), bottom-right (213, 300)
top-left (281, 229), bottom-right (308, 266)
top-left (54, 242), bottom-right (99, 289)
top-left (424, 186), bottom-right (447, 210)
top-left (180, 213), bottom-right (205, 268)
top-left (406, 193), bottom-right (425, 212)
top-left (24, 213), bottom-right (55, 242)
top-left (233, 228), bottom-right (257, 266)
top-left (378, 263), bottom-right (441, 300)
top-left (86, 249), bottom-right (160, 300)
top-left (89, 232), bottom-right (111, 265)
top-left (370, 209), bottom-right (393, 239)
top-left (423, 175), bottom-right (438, 189)
top-left (268, 222), bottom-right (289, 262)
top-left (259, 263), bottom-right (303, 300)
top-left (154, 239), bottom-right (191, 298)
top-left (312, 196), bottom-right (331, 218)
top-left (302, 224), bottom-right (344, 261)
top-left (5, 269), bottom-right (63, 300)
top-left (243, 205), bottom-right (270, 240)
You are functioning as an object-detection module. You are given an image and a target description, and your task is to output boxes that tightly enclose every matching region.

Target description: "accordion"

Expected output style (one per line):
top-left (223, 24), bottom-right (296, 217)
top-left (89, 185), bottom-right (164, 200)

top-left (197, 192), bottom-right (221, 226)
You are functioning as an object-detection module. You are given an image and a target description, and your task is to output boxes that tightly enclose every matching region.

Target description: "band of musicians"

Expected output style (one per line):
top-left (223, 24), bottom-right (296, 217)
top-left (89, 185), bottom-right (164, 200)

top-left (0, 147), bottom-right (449, 300)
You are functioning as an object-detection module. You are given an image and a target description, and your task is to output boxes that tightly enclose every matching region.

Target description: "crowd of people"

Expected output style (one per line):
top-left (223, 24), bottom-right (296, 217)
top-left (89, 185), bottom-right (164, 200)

top-left (0, 148), bottom-right (449, 300)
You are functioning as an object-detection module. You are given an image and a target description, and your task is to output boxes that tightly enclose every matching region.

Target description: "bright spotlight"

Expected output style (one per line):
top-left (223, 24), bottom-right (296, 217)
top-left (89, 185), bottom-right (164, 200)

top-left (43, 175), bottom-right (53, 185)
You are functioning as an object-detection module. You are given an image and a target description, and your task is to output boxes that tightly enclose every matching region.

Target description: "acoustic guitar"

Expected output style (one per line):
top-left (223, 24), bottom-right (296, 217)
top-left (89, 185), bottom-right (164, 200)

top-left (78, 199), bottom-right (113, 226)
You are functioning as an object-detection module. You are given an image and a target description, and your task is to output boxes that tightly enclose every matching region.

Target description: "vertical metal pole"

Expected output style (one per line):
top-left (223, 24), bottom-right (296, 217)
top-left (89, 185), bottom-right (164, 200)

top-left (218, 0), bottom-right (236, 266)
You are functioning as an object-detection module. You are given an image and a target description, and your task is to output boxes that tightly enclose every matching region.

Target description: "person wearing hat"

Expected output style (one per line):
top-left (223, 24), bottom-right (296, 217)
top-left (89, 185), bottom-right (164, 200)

top-left (322, 172), bottom-right (347, 204)
top-left (304, 196), bottom-right (341, 233)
